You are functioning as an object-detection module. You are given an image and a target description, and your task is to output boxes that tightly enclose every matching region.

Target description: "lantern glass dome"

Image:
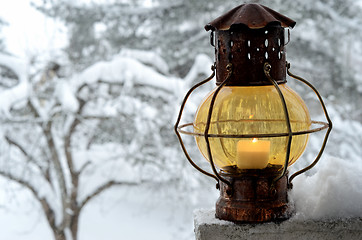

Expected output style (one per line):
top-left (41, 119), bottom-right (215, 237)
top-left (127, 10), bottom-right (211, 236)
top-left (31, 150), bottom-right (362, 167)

top-left (194, 83), bottom-right (311, 174)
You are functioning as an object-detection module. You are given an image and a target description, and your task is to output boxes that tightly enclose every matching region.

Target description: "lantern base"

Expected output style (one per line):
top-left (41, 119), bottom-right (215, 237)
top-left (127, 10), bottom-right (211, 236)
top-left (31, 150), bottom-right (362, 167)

top-left (216, 173), bottom-right (293, 222)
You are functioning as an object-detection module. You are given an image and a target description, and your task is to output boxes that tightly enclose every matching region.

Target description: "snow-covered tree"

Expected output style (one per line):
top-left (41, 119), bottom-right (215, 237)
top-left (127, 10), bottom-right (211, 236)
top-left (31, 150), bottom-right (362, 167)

top-left (33, 0), bottom-right (226, 74)
top-left (34, 0), bottom-right (362, 121)
top-left (0, 51), bottom-right (214, 240)
top-left (267, 0), bottom-right (362, 121)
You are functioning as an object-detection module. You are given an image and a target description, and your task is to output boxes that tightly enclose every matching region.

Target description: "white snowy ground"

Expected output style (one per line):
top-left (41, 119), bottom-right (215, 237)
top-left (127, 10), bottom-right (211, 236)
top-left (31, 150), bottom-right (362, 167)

top-left (291, 156), bottom-right (362, 220)
top-left (0, 180), bottom-right (206, 240)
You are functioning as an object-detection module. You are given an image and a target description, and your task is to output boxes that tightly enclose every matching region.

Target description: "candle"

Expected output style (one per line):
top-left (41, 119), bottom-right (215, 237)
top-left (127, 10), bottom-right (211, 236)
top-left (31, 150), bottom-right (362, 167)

top-left (237, 138), bottom-right (270, 169)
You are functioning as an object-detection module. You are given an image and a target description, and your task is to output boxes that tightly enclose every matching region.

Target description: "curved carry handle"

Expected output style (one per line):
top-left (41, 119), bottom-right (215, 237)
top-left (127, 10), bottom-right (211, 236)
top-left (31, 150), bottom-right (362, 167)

top-left (174, 64), bottom-right (221, 186)
top-left (286, 62), bottom-right (333, 187)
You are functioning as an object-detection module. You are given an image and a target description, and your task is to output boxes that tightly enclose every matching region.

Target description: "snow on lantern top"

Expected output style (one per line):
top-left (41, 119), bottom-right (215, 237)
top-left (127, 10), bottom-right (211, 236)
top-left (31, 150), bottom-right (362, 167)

top-left (205, 3), bottom-right (296, 31)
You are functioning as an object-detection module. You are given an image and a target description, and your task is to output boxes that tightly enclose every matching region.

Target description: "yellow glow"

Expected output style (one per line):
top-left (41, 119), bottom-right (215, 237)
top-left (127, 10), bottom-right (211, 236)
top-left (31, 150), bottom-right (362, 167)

top-left (237, 139), bottom-right (270, 169)
top-left (193, 84), bottom-right (311, 174)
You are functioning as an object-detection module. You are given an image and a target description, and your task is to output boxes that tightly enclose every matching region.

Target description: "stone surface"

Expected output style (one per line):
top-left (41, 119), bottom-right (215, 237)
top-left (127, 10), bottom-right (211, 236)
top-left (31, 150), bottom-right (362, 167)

top-left (194, 209), bottom-right (362, 240)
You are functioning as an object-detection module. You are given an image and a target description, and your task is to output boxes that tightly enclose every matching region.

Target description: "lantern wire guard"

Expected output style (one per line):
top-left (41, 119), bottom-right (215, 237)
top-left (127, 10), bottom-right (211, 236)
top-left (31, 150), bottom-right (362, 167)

top-left (203, 63), bottom-right (234, 188)
top-left (286, 63), bottom-right (333, 185)
top-left (174, 63), bottom-right (221, 184)
top-left (174, 62), bottom-right (332, 189)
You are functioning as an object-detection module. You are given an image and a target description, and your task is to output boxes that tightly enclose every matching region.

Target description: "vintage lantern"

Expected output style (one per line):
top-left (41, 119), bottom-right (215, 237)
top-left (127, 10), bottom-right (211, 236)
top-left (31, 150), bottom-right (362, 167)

top-left (174, 3), bottom-right (332, 222)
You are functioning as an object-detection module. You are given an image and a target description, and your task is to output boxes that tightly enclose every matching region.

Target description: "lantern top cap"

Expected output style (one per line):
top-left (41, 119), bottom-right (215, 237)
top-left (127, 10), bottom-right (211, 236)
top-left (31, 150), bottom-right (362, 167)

top-left (205, 3), bottom-right (296, 31)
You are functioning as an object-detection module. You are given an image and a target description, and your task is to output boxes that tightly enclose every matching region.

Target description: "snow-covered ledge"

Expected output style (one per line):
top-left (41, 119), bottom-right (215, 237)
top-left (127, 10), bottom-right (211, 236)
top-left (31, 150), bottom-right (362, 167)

top-left (194, 157), bottom-right (362, 240)
top-left (194, 209), bottom-right (362, 240)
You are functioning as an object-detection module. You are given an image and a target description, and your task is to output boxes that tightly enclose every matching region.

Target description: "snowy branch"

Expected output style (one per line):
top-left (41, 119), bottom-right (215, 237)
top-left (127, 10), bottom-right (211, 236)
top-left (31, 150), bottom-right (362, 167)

top-left (4, 135), bottom-right (50, 183)
top-left (79, 180), bottom-right (140, 211)
top-left (42, 121), bottom-right (69, 226)
top-left (0, 170), bottom-right (57, 230)
top-left (64, 101), bottom-right (86, 175)
top-left (0, 54), bottom-right (29, 117)
top-left (78, 161), bottom-right (91, 174)
top-left (72, 56), bottom-right (184, 95)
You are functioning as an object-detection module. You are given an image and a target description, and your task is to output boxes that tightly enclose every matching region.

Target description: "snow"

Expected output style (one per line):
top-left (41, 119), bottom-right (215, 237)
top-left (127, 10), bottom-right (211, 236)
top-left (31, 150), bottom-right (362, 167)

top-left (1, 47), bottom-right (362, 240)
top-left (183, 53), bottom-right (214, 88)
top-left (0, 179), bottom-right (53, 240)
top-left (0, 0), bottom-right (67, 59)
top-left (193, 157), bottom-right (362, 223)
top-left (0, 80), bottom-right (29, 117)
top-left (79, 192), bottom-right (193, 240)
top-left (55, 79), bottom-right (79, 113)
top-left (0, 54), bottom-right (29, 117)
top-left (71, 56), bottom-right (183, 95)
top-left (291, 156), bottom-right (362, 219)
top-left (194, 209), bottom-right (362, 240)
top-left (195, 156), bottom-right (362, 223)
top-left (194, 209), bottom-right (231, 226)
top-left (0, 180), bottom-right (201, 240)
top-left (118, 48), bottom-right (170, 75)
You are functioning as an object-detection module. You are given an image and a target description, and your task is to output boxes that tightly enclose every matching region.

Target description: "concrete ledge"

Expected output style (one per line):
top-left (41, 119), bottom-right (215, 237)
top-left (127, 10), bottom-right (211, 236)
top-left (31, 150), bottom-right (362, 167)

top-left (194, 209), bottom-right (362, 240)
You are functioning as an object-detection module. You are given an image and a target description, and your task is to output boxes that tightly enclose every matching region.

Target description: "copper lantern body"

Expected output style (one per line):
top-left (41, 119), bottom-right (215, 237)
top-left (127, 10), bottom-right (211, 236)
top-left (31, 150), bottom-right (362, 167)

top-left (175, 3), bottom-right (332, 223)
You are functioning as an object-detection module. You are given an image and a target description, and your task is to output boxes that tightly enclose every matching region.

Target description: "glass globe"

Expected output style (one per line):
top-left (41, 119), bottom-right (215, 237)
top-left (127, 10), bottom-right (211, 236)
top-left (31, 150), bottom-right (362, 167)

top-left (193, 84), bottom-right (311, 174)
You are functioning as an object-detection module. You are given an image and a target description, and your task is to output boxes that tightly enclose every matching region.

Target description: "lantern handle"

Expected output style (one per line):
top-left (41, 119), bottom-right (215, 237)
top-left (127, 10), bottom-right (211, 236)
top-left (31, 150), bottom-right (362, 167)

top-left (286, 62), bottom-right (333, 187)
top-left (204, 63), bottom-right (233, 189)
top-left (264, 63), bottom-right (293, 184)
top-left (174, 63), bottom-right (221, 186)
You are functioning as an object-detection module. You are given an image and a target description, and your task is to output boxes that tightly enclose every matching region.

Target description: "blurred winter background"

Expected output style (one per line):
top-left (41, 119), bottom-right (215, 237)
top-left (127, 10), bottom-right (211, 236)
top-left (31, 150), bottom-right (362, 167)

top-left (0, 0), bottom-right (361, 239)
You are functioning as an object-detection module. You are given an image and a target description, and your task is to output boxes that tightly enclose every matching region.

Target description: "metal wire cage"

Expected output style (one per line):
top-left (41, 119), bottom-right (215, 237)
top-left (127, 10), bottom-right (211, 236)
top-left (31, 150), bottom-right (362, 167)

top-left (174, 61), bottom-right (332, 189)
top-left (174, 4), bottom-right (333, 191)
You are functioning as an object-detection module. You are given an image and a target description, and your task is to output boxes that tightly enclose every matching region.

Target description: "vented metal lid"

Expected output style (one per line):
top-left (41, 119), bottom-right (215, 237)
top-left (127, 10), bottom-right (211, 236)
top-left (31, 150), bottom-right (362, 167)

top-left (205, 3), bottom-right (296, 31)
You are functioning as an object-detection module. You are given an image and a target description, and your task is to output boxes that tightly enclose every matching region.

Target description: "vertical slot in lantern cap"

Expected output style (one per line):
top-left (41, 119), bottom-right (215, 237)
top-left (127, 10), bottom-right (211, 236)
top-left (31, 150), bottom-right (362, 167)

top-left (204, 3), bottom-right (296, 31)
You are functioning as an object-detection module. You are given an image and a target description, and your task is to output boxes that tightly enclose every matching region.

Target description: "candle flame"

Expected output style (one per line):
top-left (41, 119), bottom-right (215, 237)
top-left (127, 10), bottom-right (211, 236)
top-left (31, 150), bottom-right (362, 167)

top-left (249, 114), bottom-right (254, 119)
top-left (252, 138), bottom-right (258, 143)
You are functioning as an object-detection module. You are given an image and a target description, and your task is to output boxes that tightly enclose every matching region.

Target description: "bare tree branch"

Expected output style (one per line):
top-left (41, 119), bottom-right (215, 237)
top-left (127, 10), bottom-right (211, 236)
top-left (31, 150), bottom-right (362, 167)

top-left (79, 180), bottom-right (139, 211)
top-left (64, 100), bottom-right (86, 176)
top-left (78, 161), bottom-right (91, 174)
top-left (60, 85), bottom-right (89, 230)
top-left (0, 170), bottom-right (57, 231)
top-left (4, 135), bottom-right (51, 184)
top-left (28, 98), bottom-right (41, 119)
top-left (42, 121), bottom-right (69, 226)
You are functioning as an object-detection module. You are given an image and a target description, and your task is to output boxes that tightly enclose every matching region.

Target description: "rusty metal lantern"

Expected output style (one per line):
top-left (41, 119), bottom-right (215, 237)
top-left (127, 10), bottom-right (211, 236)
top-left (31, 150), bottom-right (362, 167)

top-left (174, 3), bottom-right (332, 222)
